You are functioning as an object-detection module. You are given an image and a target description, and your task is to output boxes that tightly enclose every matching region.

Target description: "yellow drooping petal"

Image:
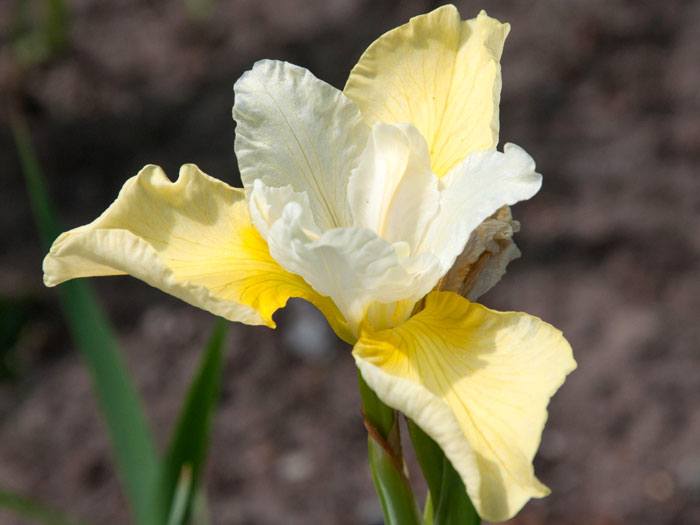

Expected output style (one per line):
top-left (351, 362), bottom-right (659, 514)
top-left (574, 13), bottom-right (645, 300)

top-left (43, 164), bottom-right (351, 340)
top-left (353, 291), bottom-right (575, 521)
top-left (344, 5), bottom-right (509, 177)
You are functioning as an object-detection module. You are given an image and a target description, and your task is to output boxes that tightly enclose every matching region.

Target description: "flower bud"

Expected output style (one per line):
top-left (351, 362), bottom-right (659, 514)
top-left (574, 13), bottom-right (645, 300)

top-left (439, 206), bottom-right (521, 300)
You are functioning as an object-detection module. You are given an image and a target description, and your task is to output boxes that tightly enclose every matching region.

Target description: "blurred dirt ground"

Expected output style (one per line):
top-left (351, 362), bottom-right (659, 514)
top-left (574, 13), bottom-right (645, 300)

top-left (1, 0), bottom-right (699, 524)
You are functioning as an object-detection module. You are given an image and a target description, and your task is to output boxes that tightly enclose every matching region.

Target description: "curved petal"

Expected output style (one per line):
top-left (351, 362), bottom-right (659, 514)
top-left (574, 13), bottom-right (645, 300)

top-left (422, 143), bottom-right (541, 274)
top-left (233, 59), bottom-right (368, 229)
top-left (344, 6), bottom-right (510, 177)
top-left (250, 179), bottom-right (442, 332)
top-left (43, 164), bottom-right (351, 340)
top-left (348, 122), bottom-right (439, 251)
top-left (353, 291), bottom-right (576, 521)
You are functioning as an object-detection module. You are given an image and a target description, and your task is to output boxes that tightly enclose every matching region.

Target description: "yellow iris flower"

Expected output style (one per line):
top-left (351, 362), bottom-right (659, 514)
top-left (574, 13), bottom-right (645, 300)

top-left (43, 5), bottom-right (575, 522)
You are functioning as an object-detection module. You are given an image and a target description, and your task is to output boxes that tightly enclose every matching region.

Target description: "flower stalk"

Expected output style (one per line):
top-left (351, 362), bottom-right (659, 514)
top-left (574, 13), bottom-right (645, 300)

top-left (358, 372), bottom-right (421, 525)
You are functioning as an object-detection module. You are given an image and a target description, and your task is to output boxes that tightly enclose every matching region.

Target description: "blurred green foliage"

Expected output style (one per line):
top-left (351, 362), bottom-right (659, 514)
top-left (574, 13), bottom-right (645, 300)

top-left (183, 0), bottom-right (217, 21)
top-left (13, 113), bottom-right (162, 525)
top-left (0, 295), bottom-right (37, 381)
top-left (0, 490), bottom-right (87, 525)
top-left (7, 114), bottom-right (229, 525)
top-left (11, 0), bottom-right (70, 66)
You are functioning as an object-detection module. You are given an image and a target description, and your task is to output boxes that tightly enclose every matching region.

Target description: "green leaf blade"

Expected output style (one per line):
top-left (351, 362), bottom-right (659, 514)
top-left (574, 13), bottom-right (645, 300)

top-left (58, 282), bottom-right (162, 525)
top-left (408, 421), bottom-right (480, 525)
top-left (407, 419), bottom-right (445, 506)
top-left (160, 319), bottom-right (228, 525)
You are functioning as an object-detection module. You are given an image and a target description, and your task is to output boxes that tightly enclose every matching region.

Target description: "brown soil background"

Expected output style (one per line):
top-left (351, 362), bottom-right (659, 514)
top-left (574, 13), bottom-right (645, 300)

top-left (1, 0), bottom-right (699, 524)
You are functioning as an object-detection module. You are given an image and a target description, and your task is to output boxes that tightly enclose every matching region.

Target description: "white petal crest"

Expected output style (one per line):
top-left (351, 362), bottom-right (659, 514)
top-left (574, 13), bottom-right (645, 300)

top-left (234, 59), bottom-right (368, 230)
top-left (421, 143), bottom-right (542, 273)
top-left (348, 123), bottom-right (440, 251)
top-left (250, 179), bottom-right (442, 331)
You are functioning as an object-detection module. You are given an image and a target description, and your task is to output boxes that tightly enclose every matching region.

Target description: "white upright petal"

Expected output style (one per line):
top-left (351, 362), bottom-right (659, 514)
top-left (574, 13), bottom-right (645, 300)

top-left (348, 123), bottom-right (440, 251)
top-left (234, 60), bottom-right (368, 229)
top-left (422, 143), bottom-right (541, 272)
top-left (250, 180), bottom-right (441, 331)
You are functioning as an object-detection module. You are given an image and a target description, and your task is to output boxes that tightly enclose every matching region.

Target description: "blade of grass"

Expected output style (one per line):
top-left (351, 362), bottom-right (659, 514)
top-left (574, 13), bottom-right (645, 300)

top-left (190, 488), bottom-right (211, 525)
top-left (12, 115), bottom-right (60, 247)
top-left (0, 489), bottom-right (87, 525)
top-left (12, 115), bottom-right (162, 525)
top-left (408, 421), bottom-right (480, 525)
top-left (160, 320), bottom-right (228, 524)
top-left (165, 466), bottom-right (192, 525)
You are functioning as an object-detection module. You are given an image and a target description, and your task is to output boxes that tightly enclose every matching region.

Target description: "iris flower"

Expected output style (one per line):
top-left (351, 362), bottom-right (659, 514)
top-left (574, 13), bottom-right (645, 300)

top-left (43, 5), bottom-right (575, 521)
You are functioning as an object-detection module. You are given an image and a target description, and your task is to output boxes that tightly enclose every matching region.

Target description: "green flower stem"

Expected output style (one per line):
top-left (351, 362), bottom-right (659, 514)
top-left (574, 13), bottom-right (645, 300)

top-left (357, 371), bottom-right (421, 525)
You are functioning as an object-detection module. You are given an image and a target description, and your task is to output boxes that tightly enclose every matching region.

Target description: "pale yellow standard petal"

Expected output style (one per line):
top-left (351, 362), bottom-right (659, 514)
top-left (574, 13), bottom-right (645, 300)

top-left (43, 164), bottom-right (350, 340)
top-left (344, 5), bottom-right (510, 176)
top-left (353, 291), bottom-right (576, 521)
